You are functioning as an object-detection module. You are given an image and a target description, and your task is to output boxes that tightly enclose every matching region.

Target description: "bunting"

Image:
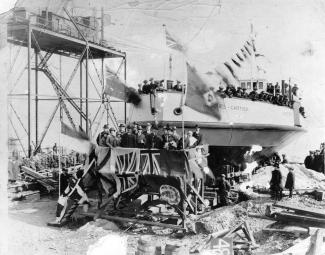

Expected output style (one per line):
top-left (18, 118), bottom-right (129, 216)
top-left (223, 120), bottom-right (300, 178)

top-left (231, 58), bottom-right (241, 67)
top-left (224, 61), bottom-right (239, 80)
top-left (236, 53), bottom-right (244, 62)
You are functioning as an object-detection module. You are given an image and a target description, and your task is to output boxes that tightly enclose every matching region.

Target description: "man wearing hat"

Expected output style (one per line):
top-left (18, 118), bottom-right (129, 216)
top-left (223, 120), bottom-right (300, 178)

top-left (144, 123), bottom-right (154, 148)
top-left (106, 127), bottom-right (119, 147)
top-left (193, 125), bottom-right (203, 146)
top-left (96, 124), bottom-right (109, 146)
top-left (234, 87), bottom-right (243, 98)
top-left (274, 83), bottom-right (281, 94)
top-left (157, 79), bottom-right (165, 92)
top-left (118, 123), bottom-right (126, 135)
top-left (270, 164), bottom-right (283, 201)
top-left (217, 86), bottom-right (227, 98)
top-left (166, 80), bottom-right (173, 90)
top-left (162, 125), bottom-right (169, 147)
top-left (120, 124), bottom-right (129, 147)
top-left (217, 174), bottom-right (231, 206)
top-left (142, 80), bottom-right (150, 94)
top-left (138, 83), bottom-right (143, 94)
top-left (176, 80), bottom-right (183, 92)
top-left (136, 126), bottom-right (146, 148)
top-left (249, 86), bottom-right (259, 101)
top-left (285, 166), bottom-right (295, 198)
top-left (241, 88), bottom-right (248, 98)
top-left (127, 125), bottom-right (137, 148)
top-left (173, 80), bottom-right (181, 91)
top-left (171, 126), bottom-right (180, 143)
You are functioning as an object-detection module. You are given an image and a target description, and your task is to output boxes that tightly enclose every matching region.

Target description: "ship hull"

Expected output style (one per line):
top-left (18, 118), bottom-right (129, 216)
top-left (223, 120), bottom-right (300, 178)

top-left (129, 92), bottom-right (305, 149)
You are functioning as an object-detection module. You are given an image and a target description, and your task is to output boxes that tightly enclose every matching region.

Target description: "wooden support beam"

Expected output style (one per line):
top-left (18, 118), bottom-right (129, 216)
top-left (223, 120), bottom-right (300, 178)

top-left (274, 212), bottom-right (325, 226)
top-left (273, 202), bottom-right (325, 219)
top-left (188, 183), bottom-right (207, 208)
top-left (81, 212), bottom-right (185, 230)
top-left (262, 228), bottom-right (308, 235)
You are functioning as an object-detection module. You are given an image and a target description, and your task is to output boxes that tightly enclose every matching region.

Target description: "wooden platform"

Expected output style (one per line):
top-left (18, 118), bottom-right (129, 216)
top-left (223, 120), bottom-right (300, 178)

top-left (7, 21), bottom-right (125, 59)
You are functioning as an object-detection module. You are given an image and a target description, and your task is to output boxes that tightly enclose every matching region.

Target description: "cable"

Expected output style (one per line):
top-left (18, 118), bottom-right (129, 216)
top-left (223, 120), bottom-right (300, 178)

top-left (185, 3), bottom-right (220, 46)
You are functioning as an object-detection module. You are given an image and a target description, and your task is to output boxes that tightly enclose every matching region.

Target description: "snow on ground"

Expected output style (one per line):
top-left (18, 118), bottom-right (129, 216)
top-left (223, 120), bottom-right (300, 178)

top-left (251, 164), bottom-right (325, 190)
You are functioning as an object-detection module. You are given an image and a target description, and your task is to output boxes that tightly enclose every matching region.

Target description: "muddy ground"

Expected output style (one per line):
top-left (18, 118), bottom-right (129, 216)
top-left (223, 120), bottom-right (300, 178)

top-left (8, 193), bottom-right (325, 255)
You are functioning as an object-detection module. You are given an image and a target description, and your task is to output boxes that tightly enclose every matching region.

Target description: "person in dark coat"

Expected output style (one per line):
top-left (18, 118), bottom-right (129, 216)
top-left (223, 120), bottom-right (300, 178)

top-left (144, 123), bottom-right (155, 148)
top-left (152, 131), bottom-right (163, 149)
top-left (313, 150), bottom-right (324, 172)
top-left (136, 126), bottom-right (146, 148)
top-left (304, 151), bottom-right (314, 170)
top-left (285, 167), bottom-right (295, 198)
top-left (282, 154), bottom-right (288, 164)
top-left (106, 128), bottom-right (119, 147)
top-left (126, 125), bottom-right (137, 148)
top-left (270, 165), bottom-right (283, 200)
top-left (217, 174), bottom-right (231, 206)
top-left (120, 125), bottom-right (129, 147)
top-left (249, 86), bottom-right (259, 101)
top-left (96, 124), bottom-right (109, 146)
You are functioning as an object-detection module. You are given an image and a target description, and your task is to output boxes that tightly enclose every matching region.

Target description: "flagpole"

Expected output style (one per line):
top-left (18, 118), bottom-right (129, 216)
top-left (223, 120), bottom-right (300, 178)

top-left (58, 121), bottom-right (61, 196)
top-left (182, 84), bottom-right (185, 149)
top-left (250, 23), bottom-right (255, 87)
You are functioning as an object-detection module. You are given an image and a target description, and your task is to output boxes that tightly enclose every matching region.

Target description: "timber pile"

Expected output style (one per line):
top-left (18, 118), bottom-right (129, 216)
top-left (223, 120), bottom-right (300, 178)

top-left (8, 181), bottom-right (40, 201)
top-left (22, 151), bottom-right (85, 171)
top-left (271, 202), bottom-right (325, 228)
top-left (21, 166), bottom-right (57, 193)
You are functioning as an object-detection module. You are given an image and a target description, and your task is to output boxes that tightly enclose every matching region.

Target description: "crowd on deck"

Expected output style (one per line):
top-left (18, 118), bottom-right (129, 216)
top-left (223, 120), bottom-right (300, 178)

top-left (138, 78), bottom-right (186, 94)
top-left (137, 78), bottom-right (306, 117)
top-left (96, 123), bottom-right (203, 150)
top-left (304, 143), bottom-right (325, 172)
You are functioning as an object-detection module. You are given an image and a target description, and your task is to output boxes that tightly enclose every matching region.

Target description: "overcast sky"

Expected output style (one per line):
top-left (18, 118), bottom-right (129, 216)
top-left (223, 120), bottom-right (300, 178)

top-left (2, 0), bottom-right (325, 160)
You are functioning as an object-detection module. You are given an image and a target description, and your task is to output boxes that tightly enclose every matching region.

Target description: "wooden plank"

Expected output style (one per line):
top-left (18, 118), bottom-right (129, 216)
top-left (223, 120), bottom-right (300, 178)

top-left (188, 184), bottom-right (207, 208)
top-left (275, 212), bottom-right (325, 225)
top-left (81, 212), bottom-right (185, 230)
top-left (21, 166), bottom-right (55, 192)
top-left (274, 202), bottom-right (325, 219)
top-left (244, 221), bottom-right (257, 246)
top-left (263, 228), bottom-right (308, 234)
top-left (248, 213), bottom-right (276, 220)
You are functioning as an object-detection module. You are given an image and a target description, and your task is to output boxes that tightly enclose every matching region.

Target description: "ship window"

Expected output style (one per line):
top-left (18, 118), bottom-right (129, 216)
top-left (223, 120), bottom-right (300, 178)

top-left (259, 82), bottom-right (263, 89)
top-left (241, 82), bottom-right (246, 88)
top-left (247, 82), bottom-right (251, 89)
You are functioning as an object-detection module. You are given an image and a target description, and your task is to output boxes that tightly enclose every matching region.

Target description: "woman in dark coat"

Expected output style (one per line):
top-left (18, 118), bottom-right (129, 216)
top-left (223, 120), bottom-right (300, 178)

top-left (285, 167), bottom-right (295, 198)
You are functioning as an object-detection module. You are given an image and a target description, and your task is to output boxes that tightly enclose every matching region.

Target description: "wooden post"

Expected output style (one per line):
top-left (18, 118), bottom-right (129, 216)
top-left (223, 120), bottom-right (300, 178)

top-left (27, 22), bottom-right (32, 157)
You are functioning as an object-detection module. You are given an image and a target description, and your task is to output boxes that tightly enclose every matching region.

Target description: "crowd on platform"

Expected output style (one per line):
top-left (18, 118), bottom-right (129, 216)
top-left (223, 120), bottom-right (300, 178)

top-left (137, 78), bottom-right (306, 117)
top-left (96, 123), bottom-right (204, 150)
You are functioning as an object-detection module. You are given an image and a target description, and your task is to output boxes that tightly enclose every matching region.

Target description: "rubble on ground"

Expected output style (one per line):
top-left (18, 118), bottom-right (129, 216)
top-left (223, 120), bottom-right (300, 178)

top-left (8, 164), bottom-right (325, 255)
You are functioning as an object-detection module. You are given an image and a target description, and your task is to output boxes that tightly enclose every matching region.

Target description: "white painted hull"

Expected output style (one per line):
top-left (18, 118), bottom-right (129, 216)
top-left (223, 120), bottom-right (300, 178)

top-left (129, 92), bottom-right (305, 149)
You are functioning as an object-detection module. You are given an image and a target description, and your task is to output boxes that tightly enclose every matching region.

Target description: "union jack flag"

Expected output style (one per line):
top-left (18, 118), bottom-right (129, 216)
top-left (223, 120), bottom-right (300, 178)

top-left (165, 26), bottom-right (186, 53)
top-left (110, 148), bottom-right (141, 174)
top-left (140, 149), bottom-right (161, 175)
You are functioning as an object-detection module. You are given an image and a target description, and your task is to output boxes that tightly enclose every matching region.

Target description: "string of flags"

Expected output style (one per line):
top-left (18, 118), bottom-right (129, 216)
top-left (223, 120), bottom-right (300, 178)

top-left (223, 37), bottom-right (266, 81)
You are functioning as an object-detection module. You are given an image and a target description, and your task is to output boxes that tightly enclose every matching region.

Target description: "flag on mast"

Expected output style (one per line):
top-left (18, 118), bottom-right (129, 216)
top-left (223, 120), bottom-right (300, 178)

top-left (60, 122), bottom-right (93, 154)
top-left (185, 63), bottom-right (222, 120)
top-left (164, 24), bottom-right (187, 53)
top-left (104, 66), bottom-right (141, 105)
